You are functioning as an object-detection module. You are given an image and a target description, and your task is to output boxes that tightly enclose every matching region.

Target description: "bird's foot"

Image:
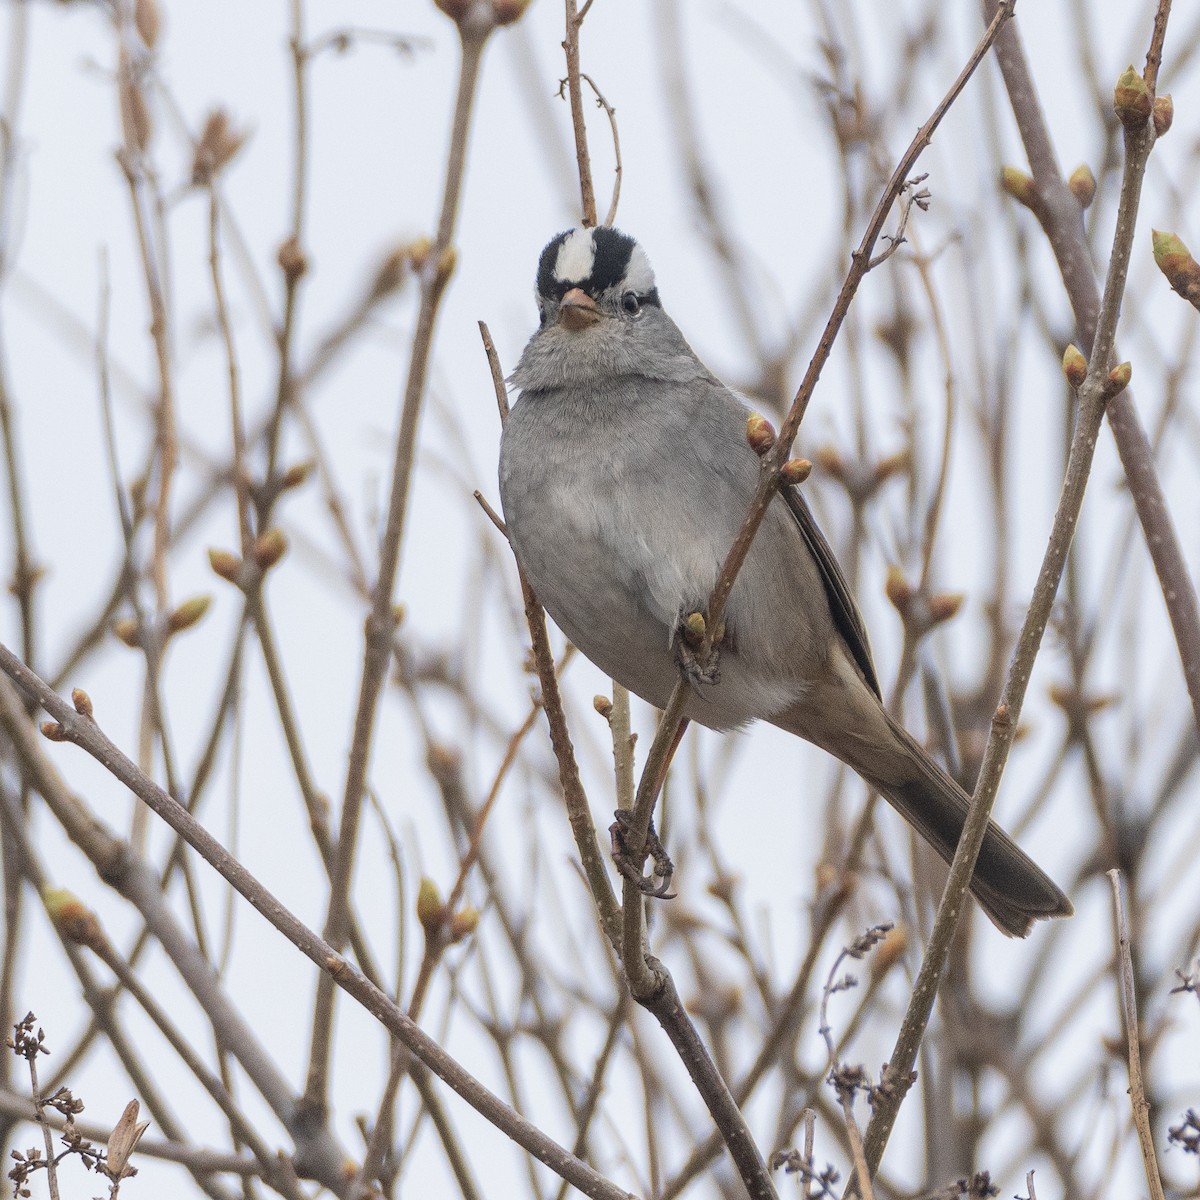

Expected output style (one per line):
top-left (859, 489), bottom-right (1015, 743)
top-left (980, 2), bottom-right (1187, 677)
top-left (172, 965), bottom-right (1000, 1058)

top-left (609, 810), bottom-right (676, 898)
top-left (673, 611), bottom-right (722, 688)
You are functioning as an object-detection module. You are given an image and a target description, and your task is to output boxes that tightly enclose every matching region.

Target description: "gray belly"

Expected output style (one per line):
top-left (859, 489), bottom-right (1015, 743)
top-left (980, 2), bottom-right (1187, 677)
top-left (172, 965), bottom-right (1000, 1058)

top-left (498, 396), bottom-right (816, 730)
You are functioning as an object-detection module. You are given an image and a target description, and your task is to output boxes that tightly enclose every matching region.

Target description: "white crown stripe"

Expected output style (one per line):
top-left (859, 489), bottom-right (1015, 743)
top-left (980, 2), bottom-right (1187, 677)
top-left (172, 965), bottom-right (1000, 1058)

top-left (552, 229), bottom-right (597, 286)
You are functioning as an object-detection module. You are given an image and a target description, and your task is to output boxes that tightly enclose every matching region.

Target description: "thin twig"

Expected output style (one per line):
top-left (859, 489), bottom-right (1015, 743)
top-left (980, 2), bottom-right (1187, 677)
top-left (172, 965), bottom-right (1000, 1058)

top-left (581, 73), bottom-right (621, 226)
top-left (563, 0), bottom-right (597, 225)
top-left (1108, 869), bottom-right (1167, 1200)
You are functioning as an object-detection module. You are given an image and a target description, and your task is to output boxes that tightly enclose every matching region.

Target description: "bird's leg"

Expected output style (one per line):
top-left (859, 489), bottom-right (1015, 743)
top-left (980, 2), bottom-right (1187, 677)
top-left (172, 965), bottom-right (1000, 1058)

top-left (673, 610), bottom-right (723, 687)
top-left (610, 810), bottom-right (676, 898)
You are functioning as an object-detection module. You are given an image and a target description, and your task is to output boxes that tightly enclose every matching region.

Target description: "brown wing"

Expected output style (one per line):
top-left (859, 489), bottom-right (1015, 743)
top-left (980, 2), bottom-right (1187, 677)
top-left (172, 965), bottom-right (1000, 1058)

top-left (781, 487), bottom-right (882, 699)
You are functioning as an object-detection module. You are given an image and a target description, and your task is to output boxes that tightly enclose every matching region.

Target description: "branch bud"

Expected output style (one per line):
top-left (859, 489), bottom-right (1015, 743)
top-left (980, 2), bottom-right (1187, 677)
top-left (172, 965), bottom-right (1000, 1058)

top-left (999, 166), bottom-right (1037, 209)
top-left (71, 688), bottom-right (94, 719)
top-left (280, 460), bottom-right (315, 490)
top-left (1152, 230), bottom-right (1200, 309)
top-left (42, 888), bottom-right (105, 952)
top-left (407, 236), bottom-right (433, 273)
top-left (872, 449), bottom-right (911, 485)
top-left (778, 458), bottom-right (812, 486)
top-left (435, 245), bottom-right (458, 286)
top-left (813, 445), bottom-right (845, 480)
top-left (884, 566), bottom-right (912, 615)
top-left (41, 721), bottom-right (67, 741)
top-left (167, 595), bottom-right (212, 634)
top-left (191, 110), bottom-right (248, 185)
top-left (1105, 361), bottom-right (1132, 396)
top-left (416, 877), bottom-right (445, 932)
top-left (251, 528), bottom-right (288, 570)
top-left (208, 548), bottom-right (244, 585)
top-left (1067, 163), bottom-right (1096, 209)
top-left (1061, 343), bottom-right (1088, 389)
top-left (367, 245), bottom-right (410, 300)
top-left (433, 0), bottom-right (472, 23)
top-left (745, 413), bottom-right (776, 456)
top-left (593, 695), bottom-right (613, 719)
top-left (112, 617), bottom-right (141, 648)
top-left (1113, 66), bottom-right (1152, 128)
top-left (1152, 94), bottom-right (1173, 137)
top-left (492, 0), bottom-right (533, 24)
top-left (448, 906), bottom-right (480, 942)
top-left (134, 0), bottom-right (161, 48)
top-left (277, 236), bottom-right (309, 285)
top-left (927, 592), bottom-right (964, 625)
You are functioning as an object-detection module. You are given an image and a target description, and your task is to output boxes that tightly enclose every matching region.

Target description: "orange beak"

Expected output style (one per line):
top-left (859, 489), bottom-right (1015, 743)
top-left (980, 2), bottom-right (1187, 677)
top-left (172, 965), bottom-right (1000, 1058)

top-left (558, 287), bottom-right (602, 331)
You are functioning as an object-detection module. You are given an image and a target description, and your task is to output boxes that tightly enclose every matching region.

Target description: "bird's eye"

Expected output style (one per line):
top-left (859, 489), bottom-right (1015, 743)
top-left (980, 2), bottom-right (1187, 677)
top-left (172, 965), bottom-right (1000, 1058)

top-left (537, 302), bottom-right (547, 327)
top-left (621, 291), bottom-right (642, 316)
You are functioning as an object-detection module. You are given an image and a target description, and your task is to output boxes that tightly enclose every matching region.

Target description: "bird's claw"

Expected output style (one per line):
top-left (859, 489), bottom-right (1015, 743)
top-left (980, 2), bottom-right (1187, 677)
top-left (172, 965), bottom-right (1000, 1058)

top-left (674, 611), bottom-right (722, 687)
top-left (610, 810), bottom-right (676, 898)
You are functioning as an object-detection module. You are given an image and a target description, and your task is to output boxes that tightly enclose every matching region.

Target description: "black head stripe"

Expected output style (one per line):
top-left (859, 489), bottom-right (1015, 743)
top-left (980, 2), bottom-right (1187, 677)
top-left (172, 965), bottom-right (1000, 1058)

top-left (536, 231), bottom-right (573, 301)
top-left (587, 227), bottom-right (638, 294)
top-left (534, 226), bottom-right (644, 302)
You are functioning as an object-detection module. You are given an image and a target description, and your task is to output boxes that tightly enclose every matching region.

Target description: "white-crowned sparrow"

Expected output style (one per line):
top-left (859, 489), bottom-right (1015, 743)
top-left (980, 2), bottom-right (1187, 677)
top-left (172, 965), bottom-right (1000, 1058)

top-left (498, 225), bottom-right (1071, 937)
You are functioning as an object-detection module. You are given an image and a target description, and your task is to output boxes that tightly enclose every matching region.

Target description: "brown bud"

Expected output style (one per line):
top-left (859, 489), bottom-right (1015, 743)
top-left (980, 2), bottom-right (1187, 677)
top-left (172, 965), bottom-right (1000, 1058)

top-left (426, 741), bottom-right (460, 782)
top-left (872, 449), bottom-right (911, 485)
top-left (434, 245), bottom-right (458, 286)
top-left (416, 877), bottom-right (444, 931)
top-left (779, 458), bottom-right (812, 486)
top-left (927, 592), bottom-right (964, 625)
top-left (71, 688), bottom-right (94, 719)
top-left (407, 236), bottom-right (434, 273)
top-left (999, 165), bottom-right (1037, 209)
top-left (1105, 361), bottom-right (1132, 395)
top-left (492, 0), bottom-right (532, 23)
top-left (433, 0), bottom-right (472, 22)
top-left (745, 413), bottom-right (777, 456)
top-left (448, 906), bottom-right (480, 942)
top-left (41, 721), bottom-right (67, 742)
top-left (191, 110), bottom-right (247, 186)
top-left (134, 0), bottom-right (161, 47)
top-left (280, 460), bottom-right (315, 490)
top-left (1113, 66), bottom-right (1152, 128)
top-left (1152, 94), bottom-right (1173, 137)
top-left (112, 617), bottom-right (141, 648)
top-left (706, 872), bottom-right (738, 903)
top-left (166, 594), bottom-right (212, 634)
top-left (277, 236), bottom-right (308, 285)
top-left (368, 245), bottom-right (410, 300)
top-left (813, 445), bottom-right (845, 480)
top-left (251, 528), bottom-right (288, 570)
top-left (593, 695), bottom-right (613, 718)
top-left (42, 888), bottom-right (105, 952)
top-left (1067, 163), bottom-right (1096, 209)
top-left (208, 548), bottom-right (244, 585)
top-left (1152, 230), bottom-right (1200, 309)
top-left (884, 565), bottom-right (912, 614)
top-left (814, 862), bottom-right (838, 893)
top-left (1062, 343), bottom-right (1088, 389)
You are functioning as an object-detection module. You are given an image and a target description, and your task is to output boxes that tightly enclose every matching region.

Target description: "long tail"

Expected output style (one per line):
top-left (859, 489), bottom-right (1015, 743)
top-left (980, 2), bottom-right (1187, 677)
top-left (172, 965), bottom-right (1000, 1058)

top-left (859, 713), bottom-right (1072, 937)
